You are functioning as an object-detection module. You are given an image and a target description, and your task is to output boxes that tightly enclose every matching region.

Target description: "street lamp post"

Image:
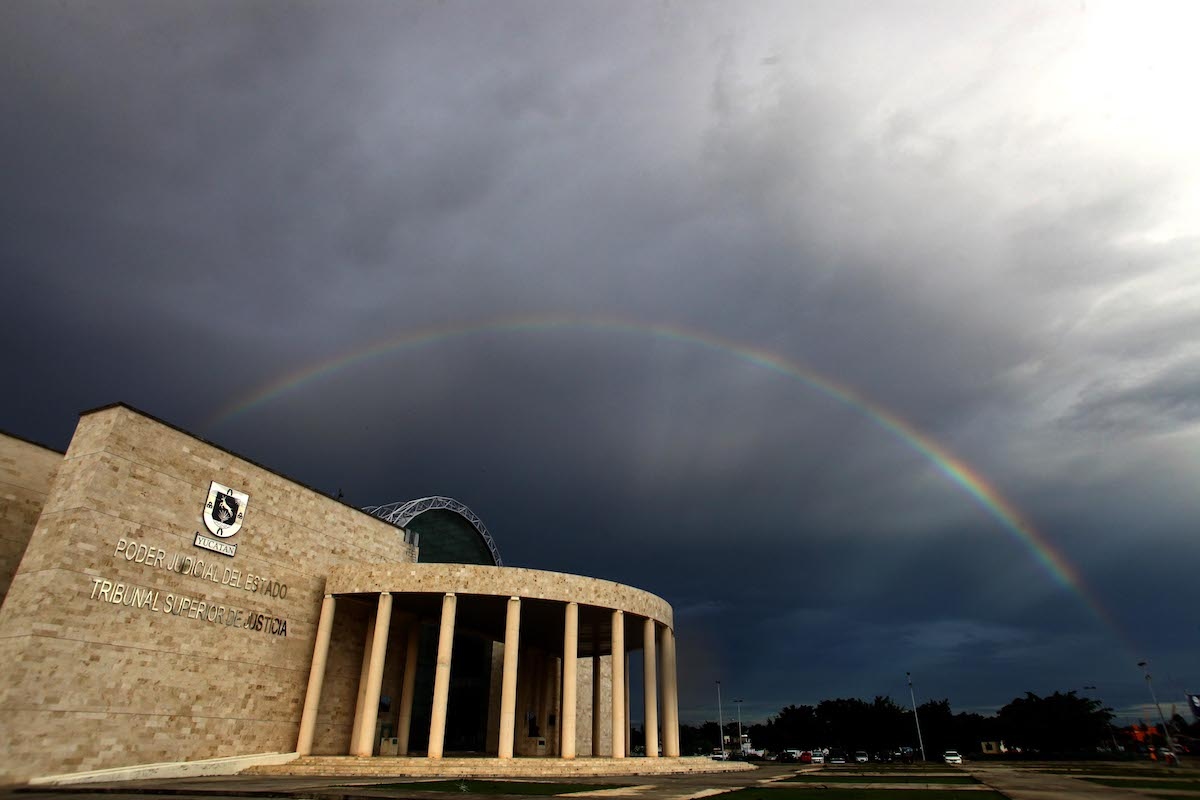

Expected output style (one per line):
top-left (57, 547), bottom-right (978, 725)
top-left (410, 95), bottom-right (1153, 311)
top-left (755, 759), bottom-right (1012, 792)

top-left (734, 699), bottom-right (744, 756)
top-left (716, 681), bottom-right (726, 760)
top-left (907, 672), bottom-right (927, 762)
top-left (1138, 661), bottom-right (1180, 766)
top-left (1083, 685), bottom-right (1120, 752)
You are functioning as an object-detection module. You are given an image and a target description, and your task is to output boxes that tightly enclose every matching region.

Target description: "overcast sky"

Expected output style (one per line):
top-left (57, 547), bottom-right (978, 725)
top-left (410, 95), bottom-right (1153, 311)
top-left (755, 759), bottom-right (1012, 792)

top-left (3, 0), bottom-right (1198, 726)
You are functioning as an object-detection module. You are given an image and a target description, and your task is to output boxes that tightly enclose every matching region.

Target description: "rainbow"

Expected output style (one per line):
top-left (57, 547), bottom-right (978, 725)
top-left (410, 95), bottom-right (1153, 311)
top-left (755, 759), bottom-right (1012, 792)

top-left (209, 312), bottom-right (1120, 634)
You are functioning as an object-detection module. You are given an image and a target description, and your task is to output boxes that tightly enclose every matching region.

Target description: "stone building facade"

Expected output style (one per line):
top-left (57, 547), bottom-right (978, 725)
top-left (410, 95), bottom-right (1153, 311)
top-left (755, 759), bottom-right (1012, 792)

top-left (0, 431), bottom-right (61, 606)
top-left (0, 405), bottom-right (679, 784)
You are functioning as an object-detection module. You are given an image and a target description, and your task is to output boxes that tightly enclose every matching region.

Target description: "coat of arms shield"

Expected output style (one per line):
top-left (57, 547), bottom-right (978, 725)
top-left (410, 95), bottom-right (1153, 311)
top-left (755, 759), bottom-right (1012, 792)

top-left (203, 481), bottom-right (249, 538)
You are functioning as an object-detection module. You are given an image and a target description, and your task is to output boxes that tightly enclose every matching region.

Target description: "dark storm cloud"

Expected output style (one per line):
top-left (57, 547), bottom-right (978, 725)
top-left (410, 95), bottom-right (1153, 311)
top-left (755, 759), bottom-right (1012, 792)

top-left (3, 0), bottom-right (1198, 724)
top-left (1065, 362), bottom-right (1200, 433)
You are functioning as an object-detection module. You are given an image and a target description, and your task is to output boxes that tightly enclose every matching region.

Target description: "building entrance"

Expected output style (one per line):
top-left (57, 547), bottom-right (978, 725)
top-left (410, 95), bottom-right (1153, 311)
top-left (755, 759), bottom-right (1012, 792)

top-left (407, 626), bottom-right (493, 754)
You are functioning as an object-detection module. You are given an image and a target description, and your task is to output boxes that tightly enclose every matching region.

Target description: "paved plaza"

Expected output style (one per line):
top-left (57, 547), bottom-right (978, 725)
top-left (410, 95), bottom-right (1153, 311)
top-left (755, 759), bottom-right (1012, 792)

top-left (7, 762), bottom-right (1200, 800)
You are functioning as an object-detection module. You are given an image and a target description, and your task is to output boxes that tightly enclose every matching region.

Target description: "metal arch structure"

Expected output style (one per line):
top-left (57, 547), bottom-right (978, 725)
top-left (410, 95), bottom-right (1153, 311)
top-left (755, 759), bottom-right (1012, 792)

top-left (364, 495), bottom-right (502, 567)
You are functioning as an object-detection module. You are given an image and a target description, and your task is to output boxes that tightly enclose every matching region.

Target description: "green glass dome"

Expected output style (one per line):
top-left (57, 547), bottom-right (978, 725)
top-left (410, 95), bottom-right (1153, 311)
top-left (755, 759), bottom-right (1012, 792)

top-left (364, 496), bottom-right (501, 566)
top-left (407, 508), bottom-right (495, 565)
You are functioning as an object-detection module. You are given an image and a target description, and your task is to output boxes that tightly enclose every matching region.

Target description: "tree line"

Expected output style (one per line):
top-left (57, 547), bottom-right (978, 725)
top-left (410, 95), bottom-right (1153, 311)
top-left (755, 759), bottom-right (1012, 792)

top-left (665, 691), bottom-right (1200, 757)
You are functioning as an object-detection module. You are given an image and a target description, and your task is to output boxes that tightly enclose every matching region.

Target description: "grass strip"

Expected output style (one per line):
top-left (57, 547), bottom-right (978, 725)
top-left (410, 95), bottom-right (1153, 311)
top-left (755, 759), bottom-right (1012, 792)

top-left (364, 781), bottom-right (617, 795)
top-left (1082, 777), bottom-right (1200, 791)
top-left (825, 766), bottom-right (959, 771)
top-left (1038, 767), bottom-right (1200, 776)
top-left (723, 789), bottom-right (1006, 800)
top-left (825, 767), bottom-right (964, 772)
top-left (785, 775), bottom-right (978, 785)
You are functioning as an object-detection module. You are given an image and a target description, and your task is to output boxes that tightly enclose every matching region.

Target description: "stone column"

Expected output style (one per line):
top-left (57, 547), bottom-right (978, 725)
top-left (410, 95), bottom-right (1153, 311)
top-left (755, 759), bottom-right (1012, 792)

top-left (397, 620), bottom-right (421, 755)
top-left (354, 592), bottom-right (392, 757)
top-left (499, 596), bottom-right (521, 759)
top-left (561, 602), bottom-right (578, 758)
top-left (628, 652), bottom-right (638, 758)
top-left (660, 626), bottom-right (680, 757)
top-left (554, 657), bottom-right (564, 757)
top-left (349, 610), bottom-right (377, 755)
top-left (610, 609), bottom-right (625, 759)
top-left (591, 653), bottom-right (603, 756)
top-left (540, 655), bottom-right (556, 755)
top-left (624, 653), bottom-right (631, 756)
top-left (427, 592), bottom-right (458, 759)
top-left (296, 594), bottom-right (336, 756)
top-left (642, 618), bottom-right (659, 758)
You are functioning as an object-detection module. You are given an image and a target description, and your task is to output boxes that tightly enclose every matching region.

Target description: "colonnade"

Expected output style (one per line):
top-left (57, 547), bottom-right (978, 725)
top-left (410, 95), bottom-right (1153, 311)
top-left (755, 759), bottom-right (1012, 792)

top-left (296, 591), bottom-right (681, 759)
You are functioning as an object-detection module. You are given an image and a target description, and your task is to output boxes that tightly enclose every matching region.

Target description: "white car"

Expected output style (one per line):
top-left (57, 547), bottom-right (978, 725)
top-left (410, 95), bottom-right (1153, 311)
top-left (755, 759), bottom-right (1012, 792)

top-left (810, 751), bottom-right (825, 764)
top-left (943, 750), bottom-right (963, 765)
top-left (854, 750), bottom-right (869, 763)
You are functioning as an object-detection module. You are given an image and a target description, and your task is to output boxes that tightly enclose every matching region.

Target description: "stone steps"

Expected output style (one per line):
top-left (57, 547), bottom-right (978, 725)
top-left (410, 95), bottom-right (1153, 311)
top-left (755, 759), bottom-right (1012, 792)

top-left (245, 756), bottom-right (754, 779)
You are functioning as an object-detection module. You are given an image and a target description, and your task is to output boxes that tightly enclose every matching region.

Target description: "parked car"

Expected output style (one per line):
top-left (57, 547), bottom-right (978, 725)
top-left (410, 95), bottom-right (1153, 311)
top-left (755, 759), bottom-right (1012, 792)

top-left (799, 751), bottom-right (812, 764)
top-left (854, 750), bottom-right (869, 763)
top-left (829, 749), bottom-right (847, 764)
top-left (810, 751), bottom-right (825, 764)
top-left (943, 750), bottom-right (963, 765)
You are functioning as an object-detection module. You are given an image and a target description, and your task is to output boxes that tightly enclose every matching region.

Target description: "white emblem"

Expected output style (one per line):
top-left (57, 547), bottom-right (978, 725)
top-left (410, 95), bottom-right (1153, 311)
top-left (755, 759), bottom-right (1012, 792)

top-left (202, 481), bottom-right (248, 538)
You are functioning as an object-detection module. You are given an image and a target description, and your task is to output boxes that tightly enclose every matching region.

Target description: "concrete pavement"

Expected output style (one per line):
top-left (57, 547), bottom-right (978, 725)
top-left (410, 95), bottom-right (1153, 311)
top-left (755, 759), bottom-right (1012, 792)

top-left (2, 765), bottom-right (796, 800)
top-left (8, 762), bottom-right (1199, 800)
top-left (966, 764), bottom-right (1160, 800)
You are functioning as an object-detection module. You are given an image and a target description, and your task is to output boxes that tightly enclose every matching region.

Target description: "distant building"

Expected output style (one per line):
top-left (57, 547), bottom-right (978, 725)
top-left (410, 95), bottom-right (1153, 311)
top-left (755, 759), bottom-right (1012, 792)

top-left (0, 404), bottom-right (682, 783)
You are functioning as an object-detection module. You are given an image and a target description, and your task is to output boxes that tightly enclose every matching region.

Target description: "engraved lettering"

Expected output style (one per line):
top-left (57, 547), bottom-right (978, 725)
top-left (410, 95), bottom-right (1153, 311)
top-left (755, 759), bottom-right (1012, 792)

top-left (87, 575), bottom-right (289, 637)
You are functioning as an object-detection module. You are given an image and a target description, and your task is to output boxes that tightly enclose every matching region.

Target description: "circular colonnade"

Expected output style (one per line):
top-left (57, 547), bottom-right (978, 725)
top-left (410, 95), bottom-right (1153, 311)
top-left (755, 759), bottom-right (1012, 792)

top-left (295, 563), bottom-right (681, 760)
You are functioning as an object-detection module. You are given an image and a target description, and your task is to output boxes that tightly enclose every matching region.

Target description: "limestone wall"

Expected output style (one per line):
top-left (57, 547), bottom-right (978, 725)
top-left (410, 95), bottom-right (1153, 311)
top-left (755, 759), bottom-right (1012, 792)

top-left (0, 432), bottom-right (62, 608)
top-left (0, 405), bottom-right (416, 783)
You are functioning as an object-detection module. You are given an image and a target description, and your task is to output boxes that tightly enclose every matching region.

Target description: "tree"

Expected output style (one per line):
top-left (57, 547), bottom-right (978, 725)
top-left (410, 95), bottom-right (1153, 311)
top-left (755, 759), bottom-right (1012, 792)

top-left (916, 699), bottom-right (954, 756)
top-left (678, 721), bottom-right (721, 756)
top-left (997, 691), bottom-right (1113, 754)
top-left (749, 704), bottom-right (819, 752)
top-left (867, 695), bottom-right (911, 753)
top-left (950, 711), bottom-right (998, 755)
top-left (748, 697), bottom-right (924, 754)
top-left (816, 697), bottom-right (872, 750)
